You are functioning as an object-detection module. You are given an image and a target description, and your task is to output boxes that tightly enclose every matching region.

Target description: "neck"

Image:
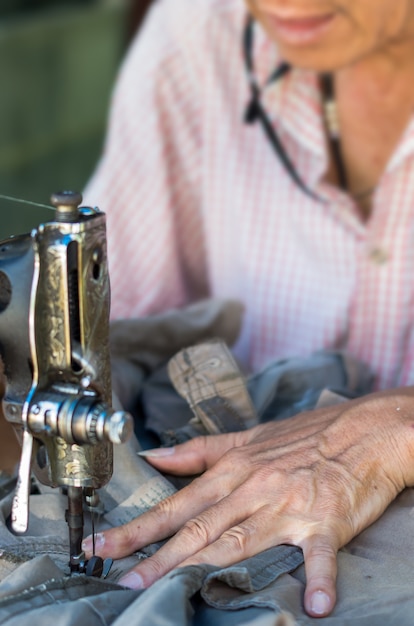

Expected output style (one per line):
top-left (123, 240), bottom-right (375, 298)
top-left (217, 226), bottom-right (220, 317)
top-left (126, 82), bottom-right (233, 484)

top-left (335, 35), bottom-right (414, 98)
top-left (322, 40), bottom-right (414, 220)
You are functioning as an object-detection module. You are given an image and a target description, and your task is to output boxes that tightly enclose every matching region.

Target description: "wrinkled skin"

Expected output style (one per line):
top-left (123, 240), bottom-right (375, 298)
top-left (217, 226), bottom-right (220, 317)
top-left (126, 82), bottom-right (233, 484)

top-left (246, 0), bottom-right (414, 72)
top-left (84, 389), bottom-right (414, 617)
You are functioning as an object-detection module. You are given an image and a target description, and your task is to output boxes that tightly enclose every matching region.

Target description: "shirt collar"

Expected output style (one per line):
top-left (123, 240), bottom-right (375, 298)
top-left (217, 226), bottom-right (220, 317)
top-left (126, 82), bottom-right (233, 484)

top-left (387, 116), bottom-right (414, 173)
top-left (253, 20), bottom-right (414, 178)
top-left (252, 21), bottom-right (327, 161)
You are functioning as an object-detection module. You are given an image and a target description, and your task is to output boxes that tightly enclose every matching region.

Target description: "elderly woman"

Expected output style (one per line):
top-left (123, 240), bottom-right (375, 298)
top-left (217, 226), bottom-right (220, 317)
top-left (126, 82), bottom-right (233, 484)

top-left (83, 0), bottom-right (414, 619)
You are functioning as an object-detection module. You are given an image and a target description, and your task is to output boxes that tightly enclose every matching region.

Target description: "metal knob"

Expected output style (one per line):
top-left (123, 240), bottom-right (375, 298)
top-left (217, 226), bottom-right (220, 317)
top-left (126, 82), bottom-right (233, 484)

top-left (29, 397), bottom-right (134, 446)
top-left (103, 410), bottom-right (134, 445)
top-left (50, 191), bottom-right (83, 223)
top-left (74, 401), bottom-right (133, 446)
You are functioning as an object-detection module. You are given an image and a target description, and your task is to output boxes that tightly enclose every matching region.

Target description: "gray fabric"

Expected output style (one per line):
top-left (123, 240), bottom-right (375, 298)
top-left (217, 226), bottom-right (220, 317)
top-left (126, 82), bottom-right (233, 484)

top-left (0, 555), bottom-right (138, 626)
top-left (115, 493), bottom-right (414, 625)
top-left (247, 350), bottom-right (373, 422)
top-left (143, 349), bottom-right (373, 446)
top-left (110, 298), bottom-right (244, 415)
top-left (1, 302), bottom-right (413, 625)
top-left (2, 493), bottom-right (414, 626)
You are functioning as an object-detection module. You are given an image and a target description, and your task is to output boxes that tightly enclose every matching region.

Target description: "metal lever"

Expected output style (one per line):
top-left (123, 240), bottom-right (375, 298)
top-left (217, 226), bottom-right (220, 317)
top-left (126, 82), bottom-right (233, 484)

top-left (10, 400), bottom-right (133, 535)
top-left (10, 429), bottom-right (33, 535)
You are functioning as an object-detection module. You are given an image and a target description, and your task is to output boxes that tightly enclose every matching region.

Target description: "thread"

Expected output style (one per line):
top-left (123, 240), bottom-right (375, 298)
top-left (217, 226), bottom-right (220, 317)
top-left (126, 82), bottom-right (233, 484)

top-left (0, 193), bottom-right (54, 211)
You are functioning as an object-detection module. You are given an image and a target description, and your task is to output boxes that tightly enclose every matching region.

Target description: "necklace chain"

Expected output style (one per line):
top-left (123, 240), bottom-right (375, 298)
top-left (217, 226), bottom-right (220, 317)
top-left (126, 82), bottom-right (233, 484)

top-left (320, 74), bottom-right (376, 202)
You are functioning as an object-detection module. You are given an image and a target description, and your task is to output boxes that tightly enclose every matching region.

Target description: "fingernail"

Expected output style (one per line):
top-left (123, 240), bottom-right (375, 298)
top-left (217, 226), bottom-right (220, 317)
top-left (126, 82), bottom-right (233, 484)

top-left (310, 590), bottom-right (331, 615)
top-left (138, 447), bottom-right (175, 458)
top-left (82, 532), bottom-right (105, 552)
top-left (118, 571), bottom-right (145, 589)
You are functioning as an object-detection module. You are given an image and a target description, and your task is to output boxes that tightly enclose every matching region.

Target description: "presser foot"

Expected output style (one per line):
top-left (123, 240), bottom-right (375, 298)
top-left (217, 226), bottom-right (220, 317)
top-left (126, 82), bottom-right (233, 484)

top-left (70, 551), bottom-right (113, 578)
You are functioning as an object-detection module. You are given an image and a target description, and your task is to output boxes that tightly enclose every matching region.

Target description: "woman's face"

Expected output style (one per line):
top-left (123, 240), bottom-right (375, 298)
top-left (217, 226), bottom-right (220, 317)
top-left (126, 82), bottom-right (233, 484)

top-left (245, 1), bottom-right (414, 71)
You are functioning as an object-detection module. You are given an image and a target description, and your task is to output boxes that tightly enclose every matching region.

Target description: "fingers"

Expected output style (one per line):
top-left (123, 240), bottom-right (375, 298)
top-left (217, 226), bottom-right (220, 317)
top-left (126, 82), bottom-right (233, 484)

top-left (139, 431), bottom-right (249, 475)
top-left (116, 508), bottom-right (340, 620)
top-left (302, 534), bottom-right (338, 617)
top-left (178, 506), bottom-right (282, 569)
top-left (115, 504), bottom-right (296, 589)
top-left (82, 453), bottom-right (247, 559)
top-left (118, 492), bottom-right (258, 588)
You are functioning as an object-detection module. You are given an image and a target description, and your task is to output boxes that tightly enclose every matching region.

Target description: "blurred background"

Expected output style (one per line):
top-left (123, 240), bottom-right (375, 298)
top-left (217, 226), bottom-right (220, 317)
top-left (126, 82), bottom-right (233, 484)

top-left (0, 0), bottom-right (154, 239)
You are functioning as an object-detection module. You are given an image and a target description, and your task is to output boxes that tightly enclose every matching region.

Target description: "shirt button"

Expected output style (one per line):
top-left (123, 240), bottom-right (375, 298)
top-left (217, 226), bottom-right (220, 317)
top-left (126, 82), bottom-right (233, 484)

top-left (369, 247), bottom-right (389, 265)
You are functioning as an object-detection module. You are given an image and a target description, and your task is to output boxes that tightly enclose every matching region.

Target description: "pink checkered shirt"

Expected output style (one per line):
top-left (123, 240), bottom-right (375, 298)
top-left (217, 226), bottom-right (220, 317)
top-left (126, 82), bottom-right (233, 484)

top-left (85, 0), bottom-right (414, 390)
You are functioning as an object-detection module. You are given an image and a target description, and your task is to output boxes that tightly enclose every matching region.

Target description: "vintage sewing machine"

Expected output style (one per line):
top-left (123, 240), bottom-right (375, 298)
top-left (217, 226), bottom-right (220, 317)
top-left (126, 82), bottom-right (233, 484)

top-left (0, 191), bottom-right (133, 576)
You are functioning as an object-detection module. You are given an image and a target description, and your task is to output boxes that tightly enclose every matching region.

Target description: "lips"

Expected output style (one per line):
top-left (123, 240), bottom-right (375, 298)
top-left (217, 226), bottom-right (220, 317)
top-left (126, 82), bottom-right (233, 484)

top-left (264, 12), bottom-right (336, 45)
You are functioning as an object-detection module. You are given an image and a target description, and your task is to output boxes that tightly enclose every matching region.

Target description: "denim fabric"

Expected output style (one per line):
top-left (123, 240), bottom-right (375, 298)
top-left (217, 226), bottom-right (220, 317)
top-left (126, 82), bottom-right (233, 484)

top-left (247, 351), bottom-right (373, 422)
top-left (145, 347), bottom-right (373, 446)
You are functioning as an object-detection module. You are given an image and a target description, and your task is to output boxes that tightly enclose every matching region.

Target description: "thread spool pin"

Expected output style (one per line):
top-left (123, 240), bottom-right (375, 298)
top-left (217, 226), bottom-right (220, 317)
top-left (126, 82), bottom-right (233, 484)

top-left (50, 191), bottom-right (83, 223)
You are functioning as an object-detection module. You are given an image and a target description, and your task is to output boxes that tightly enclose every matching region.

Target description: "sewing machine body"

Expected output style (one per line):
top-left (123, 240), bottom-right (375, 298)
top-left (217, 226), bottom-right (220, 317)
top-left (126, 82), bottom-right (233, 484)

top-left (0, 193), bottom-right (132, 574)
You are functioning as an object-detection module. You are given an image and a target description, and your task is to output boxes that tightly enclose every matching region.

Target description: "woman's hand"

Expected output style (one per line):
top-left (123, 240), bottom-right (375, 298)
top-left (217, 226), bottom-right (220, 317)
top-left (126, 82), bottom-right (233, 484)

top-left (83, 388), bottom-right (414, 617)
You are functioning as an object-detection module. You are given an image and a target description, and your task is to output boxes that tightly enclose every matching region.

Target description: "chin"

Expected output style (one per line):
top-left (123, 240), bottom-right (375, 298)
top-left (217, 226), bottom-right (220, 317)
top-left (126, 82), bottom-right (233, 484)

top-left (276, 43), bottom-right (355, 73)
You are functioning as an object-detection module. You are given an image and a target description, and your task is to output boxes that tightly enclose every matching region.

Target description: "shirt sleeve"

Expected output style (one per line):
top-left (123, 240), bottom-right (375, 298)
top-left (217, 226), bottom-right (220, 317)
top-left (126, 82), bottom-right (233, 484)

top-left (84, 0), bottom-right (209, 320)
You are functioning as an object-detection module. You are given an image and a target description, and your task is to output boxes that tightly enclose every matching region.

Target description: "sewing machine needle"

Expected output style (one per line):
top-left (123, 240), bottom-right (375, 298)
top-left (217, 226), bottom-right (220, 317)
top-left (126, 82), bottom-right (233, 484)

top-left (67, 486), bottom-right (85, 572)
top-left (92, 511), bottom-right (96, 556)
